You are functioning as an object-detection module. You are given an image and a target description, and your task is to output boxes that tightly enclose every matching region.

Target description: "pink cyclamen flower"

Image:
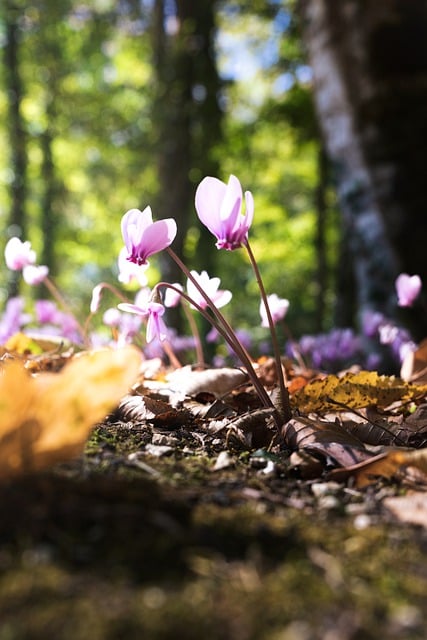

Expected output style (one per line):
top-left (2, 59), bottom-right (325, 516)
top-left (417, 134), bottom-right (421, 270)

top-left (395, 273), bottom-right (422, 307)
top-left (186, 270), bottom-right (232, 310)
top-left (118, 301), bottom-right (168, 343)
top-left (103, 307), bottom-right (122, 327)
top-left (164, 283), bottom-right (184, 308)
top-left (90, 284), bottom-right (105, 313)
top-left (4, 237), bottom-right (36, 270)
top-left (117, 246), bottom-right (148, 286)
top-left (195, 174), bottom-right (254, 250)
top-left (121, 206), bottom-right (177, 266)
top-left (22, 264), bottom-right (49, 285)
top-left (260, 294), bottom-right (289, 328)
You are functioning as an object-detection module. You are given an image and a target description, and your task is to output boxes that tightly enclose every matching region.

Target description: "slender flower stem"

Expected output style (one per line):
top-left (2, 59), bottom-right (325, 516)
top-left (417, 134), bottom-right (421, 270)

top-left (181, 302), bottom-right (205, 366)
top-left (82, 282), bottom-right (133, 341)
top-left (156, 282), bottom-right (236, 371)
top-left (162, 340), bottom-right (182, 369)
top-left (43, 276), bottom-right (88, 345)
top-left (244, 240), bottom-right (292, 422)
top-left (162, 250), bottom-right (276, 415)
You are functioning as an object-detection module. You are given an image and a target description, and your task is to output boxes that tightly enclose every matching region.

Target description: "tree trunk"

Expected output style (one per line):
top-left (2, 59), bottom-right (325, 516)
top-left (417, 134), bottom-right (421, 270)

top-left (151, 0), bottom-right (223, 284)
top-left (3, 2), bottom-right (28, 297)
top-left (314, 145), bottom-right (328, 331)
top-left (40, 102), bottom-right (58, 277)
top-left (300, 0), bottom-right (427, 340)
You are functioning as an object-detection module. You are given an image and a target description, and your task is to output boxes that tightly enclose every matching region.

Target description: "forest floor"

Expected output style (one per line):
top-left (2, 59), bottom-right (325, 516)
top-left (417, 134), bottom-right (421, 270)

top-left (0, 412), bottom-right (427, 640)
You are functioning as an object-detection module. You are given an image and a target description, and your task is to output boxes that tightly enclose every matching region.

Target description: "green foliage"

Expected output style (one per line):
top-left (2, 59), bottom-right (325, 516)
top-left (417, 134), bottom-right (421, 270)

top-left (0, 0), bottom-right (337, 339)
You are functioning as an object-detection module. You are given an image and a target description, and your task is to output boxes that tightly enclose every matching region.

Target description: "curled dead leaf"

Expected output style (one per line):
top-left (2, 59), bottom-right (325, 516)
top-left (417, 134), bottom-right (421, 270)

top-left (0, 346), bottom-right (141, 479)
top-left (166, 366), bottom-right (248, 397)
top-left (118, 394), bottom-right (192, 427)
top-left (328, 448), bottom-right (427, 487)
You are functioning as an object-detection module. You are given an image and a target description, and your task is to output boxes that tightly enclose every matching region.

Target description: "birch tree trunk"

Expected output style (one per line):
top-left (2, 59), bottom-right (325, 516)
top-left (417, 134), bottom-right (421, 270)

top-left (300, 0), bottom-right (427, 341)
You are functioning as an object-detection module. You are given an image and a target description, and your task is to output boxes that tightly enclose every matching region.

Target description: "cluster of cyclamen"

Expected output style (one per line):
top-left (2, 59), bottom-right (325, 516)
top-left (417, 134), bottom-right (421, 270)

top-left (116, 175), bottom-right (288, 347)
top-left (116, 174), bottom-right (292, 421)
top-left (2, 173), bottom-right (423, 386)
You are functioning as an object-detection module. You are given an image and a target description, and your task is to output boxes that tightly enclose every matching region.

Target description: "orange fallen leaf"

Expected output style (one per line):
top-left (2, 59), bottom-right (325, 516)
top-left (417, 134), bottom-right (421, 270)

top-left (329, 448), bottom-right (427, 487)
top-left (0, 346), bottom-right (141, 479)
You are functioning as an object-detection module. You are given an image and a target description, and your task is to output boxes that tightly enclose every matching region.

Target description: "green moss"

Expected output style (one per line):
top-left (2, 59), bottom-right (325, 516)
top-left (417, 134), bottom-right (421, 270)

top-left (0, 424), bottom-right (426, 639)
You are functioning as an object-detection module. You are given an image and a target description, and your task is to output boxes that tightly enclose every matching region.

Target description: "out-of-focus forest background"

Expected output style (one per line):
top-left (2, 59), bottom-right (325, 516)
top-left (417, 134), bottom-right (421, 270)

top-left (1, 0), bottom-right (427, 359)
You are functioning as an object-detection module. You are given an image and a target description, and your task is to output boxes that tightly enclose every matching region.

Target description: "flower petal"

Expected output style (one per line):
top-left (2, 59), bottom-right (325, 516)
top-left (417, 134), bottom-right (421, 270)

top-left (117, 302), bottom-right (149, 317)
top-left (212, 289), bottom-right (232, 309)
top-left (138, 219), bottom-right (177, 261)
top-left (195, 177), bottom-right (227, 232)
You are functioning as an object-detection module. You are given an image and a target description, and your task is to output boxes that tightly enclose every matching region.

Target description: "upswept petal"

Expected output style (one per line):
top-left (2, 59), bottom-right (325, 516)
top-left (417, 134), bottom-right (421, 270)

top-left (396, 273), bottom-right (422, 307)
top-left (195, 177), bottom-right (227, 231)
top-left (4, 237), bottom-right (37, 270)
top-left (205, 276), bottom-right (221, 295)
top-left (221, 197), bottom-right (242, 239)
top-left (186, 276), bottom-right (204, 307)
top-left (195, 174), bottom-right (254, 250)
top-left (244, 190), bottom-right (254, 229)
top-left (212, 289), bottom-right (232, 309)
top-left (117, 302), bottom-right (149, 317)
top-left (219, 174), bottom-right (242, 222)
top-left (121, 207), bottom-right (153, 250)
top-left (138, 219), bottom-right (177, 261)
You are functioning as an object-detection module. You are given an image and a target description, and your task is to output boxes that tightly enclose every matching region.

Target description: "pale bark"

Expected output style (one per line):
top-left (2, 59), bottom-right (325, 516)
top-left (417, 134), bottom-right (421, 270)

top-left (300, 0), bottom-right (427, 340)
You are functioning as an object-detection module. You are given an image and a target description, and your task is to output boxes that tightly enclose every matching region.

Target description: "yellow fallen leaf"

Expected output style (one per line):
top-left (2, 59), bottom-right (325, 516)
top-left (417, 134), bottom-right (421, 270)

top-left (0, 346), bottom-right (141, 479)
top-left (292, 370), bottom-right (427, 413)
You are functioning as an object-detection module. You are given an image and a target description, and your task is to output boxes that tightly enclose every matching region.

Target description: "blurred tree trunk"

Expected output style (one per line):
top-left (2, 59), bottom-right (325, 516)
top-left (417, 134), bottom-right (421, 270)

top-left (151, 0), bottom-right (223, 287)
top-left (3, 2), bottom-right (28, 297)
top-left (313, 145), bottom-right (328, 331)
top-left (38, 8), bottom-right (64, 279)
top-left (300, 0), bottom-right (427, 340)
top-left (39, 100), bottom-right (59, 278)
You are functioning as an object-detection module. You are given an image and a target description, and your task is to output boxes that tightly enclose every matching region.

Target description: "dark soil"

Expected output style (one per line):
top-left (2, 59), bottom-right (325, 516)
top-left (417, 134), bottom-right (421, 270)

top-left (0, 420), bottom-right (426, 640)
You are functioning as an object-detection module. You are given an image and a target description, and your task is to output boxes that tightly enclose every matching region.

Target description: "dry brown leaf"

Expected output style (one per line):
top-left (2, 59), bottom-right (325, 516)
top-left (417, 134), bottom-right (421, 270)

top-left (400, 338), bottom-right (427, 383)
top-left (0, 346), bottom-right (141, 479)
top-left (166, 366), bottom-right (247, 397)
top-left (118, 394), bottom-right (192, 427)
top-left (292, 370), bottom-right (427, 413)
top-left (384, 491), bottom-right (427, 528)
top-left (329, 448), bottom-right (427, 487)
top-left (282, 416), bottom-right (373, 468)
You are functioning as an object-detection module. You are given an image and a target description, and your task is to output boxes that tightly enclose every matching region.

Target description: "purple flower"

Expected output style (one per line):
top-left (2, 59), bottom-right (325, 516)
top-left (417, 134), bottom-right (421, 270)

top-left (4, 237), bottom-right (36, 270)
top-left (0, 297), bottom-right (32, 343)
top-left (395, 273), bottom-right (422, 307)
top-left (35, 300), bottom-right (59, 324)
top-left (259, 294), bottom-right (289, 328)
top-left (361, 310), bottom-right (385, 338)
top-left (118, 300), bottom-right (168, 343)
top-left (121, 206), bottom-right (177, 266)
top-left (186, 270), bottom-right (232, 310)
top-left (195, 175), bottom-right (254, 250)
